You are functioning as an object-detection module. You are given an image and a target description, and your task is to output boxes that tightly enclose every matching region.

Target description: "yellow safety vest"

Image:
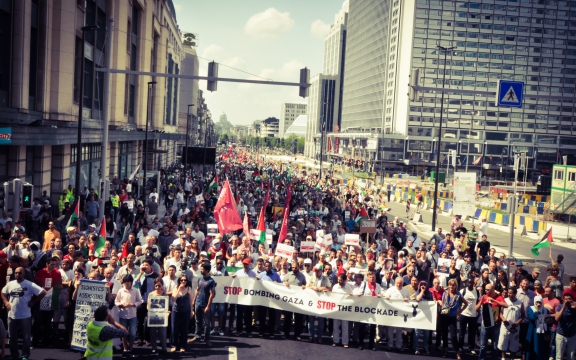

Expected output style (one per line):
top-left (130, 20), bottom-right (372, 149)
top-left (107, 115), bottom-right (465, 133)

top-left (110, 195), bottom-right (119, 208)
top-left (84, 321), bottom-right (113, 360)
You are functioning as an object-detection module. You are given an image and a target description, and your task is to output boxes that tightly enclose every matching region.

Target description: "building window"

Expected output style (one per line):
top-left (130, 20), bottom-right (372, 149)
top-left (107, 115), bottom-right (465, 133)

top-left (70, 144), bottom-right (102, 191)
top-left (554, 170), bottom-right (564, 181)
top-left (0, 0), bottom-right (13, 107)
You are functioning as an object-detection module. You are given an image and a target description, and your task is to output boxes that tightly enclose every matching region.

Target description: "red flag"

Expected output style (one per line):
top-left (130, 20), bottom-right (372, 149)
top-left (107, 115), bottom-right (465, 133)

top-left (243, 212), bottom-right (250, 238)
top-left (213, 178), bottom-right (243, 234)
top-left (278, 206), bottom-right (290, 243)
top-left (337, 262), bottom-right (345, 276)
top-left (120, 241), bottom-right (129, 260)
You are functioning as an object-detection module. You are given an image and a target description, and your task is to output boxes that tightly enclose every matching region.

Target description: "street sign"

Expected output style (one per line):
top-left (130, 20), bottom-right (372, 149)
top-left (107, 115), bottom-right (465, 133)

top-left (406, 199), bottom-right (411, 213)
top-left (497, 80), bottom-right (524, 108)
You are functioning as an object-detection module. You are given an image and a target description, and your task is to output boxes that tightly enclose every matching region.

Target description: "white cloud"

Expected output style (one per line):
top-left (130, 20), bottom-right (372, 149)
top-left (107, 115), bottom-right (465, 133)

top-left (244, 8), bottom-right (295, 39)
top-left (310, 19), bottom-right (330, 39)
top-left (201, 44), bottom-right (224, 60)
top-left (223, 56), bottom-right (244, 69)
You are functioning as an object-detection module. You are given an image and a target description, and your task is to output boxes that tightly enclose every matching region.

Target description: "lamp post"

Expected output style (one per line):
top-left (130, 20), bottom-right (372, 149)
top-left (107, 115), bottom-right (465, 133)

top-left (142, 81), bottom-right (156, 199)
top-left (197, 105), bottom-right (204, 176)
top-left (185, 104), bottom-right (194, 176)
top-left (431, 45), bottom-right (455, 231)
top-left (319, 102), bottom-right (327, 181)
top-left (75, 25), bottom-right (99, 197)
top-left (202, 106), bottom-right (209, 178)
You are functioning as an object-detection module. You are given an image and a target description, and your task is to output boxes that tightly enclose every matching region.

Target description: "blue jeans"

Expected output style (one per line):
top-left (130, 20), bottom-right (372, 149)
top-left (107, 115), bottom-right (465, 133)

top-left (308, 315), bottom-right (324, 340)
top-left (414, 329), bottom-right (430, 350)
top-left (119, 317), bottom-right (138, 340)
top-left (194, 305), bottom-right (210, 341)
top-left (479, 325), bottom-right (500, 360)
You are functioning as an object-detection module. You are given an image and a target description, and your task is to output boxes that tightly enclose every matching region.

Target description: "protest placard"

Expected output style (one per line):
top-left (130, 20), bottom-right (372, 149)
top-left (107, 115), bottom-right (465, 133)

top-left (207, 224), bottom-right (218, 237)
top-left (196, 194), bottom-right (204, 204)
top-left (300, 241), bottom-right (315, 253)
top-left (266, 233), bottom-right (273, 245)
top-left (437, 258), bottom-right (451, 277)
top-left (249, 229), bottom-right (261, 241)
top-left (275, 243), bottom-right (294, 260)
top-left (71, 280), bottom-right (108, 351)
top-left (148, 295), bottom-right (169, 327)
top-left (345, 234), bottom-right (360, 246)
top-left (323, 233), bottom-right (333, 247)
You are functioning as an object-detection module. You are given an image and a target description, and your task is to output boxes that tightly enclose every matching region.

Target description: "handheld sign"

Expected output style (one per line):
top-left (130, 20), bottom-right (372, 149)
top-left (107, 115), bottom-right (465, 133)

top-left (196, 194), bottom-right (204, 204)
top-left (360, 220), bottom-right (377, 233)
top-left (316, 229), bottom-right (325, 240)
top-left (275, 243), bottom-right (294, 260)
top-left (345, 233), bottom-right (360, 246)
top-left (249, 229), bottom-right (261, 241)
top-left (300, 241), bottom-right (315, 253)
top-left (323, 233), bottom-right (333, 247)
top-left (207, 224), bottom-right (218, 237)
top-left (266, 233), bottom-right (273, 245)
top-left (437, 258), bottom-right (451, 277)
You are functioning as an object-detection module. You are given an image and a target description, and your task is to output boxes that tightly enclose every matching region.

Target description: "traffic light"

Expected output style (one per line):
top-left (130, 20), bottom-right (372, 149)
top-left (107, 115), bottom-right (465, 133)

top-left (207, 61), bottom-right (219, 92)
top-left (299, 68), bottom-right (310, 98)
top-left (22, 183), bottom-right (33, 209)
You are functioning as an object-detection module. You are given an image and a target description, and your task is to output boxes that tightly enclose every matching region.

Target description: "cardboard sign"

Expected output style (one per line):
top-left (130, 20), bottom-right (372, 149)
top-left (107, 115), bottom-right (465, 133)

top-left (275, 243), bottom-right (294, 260)
top-left (207, 224), bottom-right (218, 237)
top-left (196, 194), bottom-right (205, 204)
top-left (249, 229), bottom-right (261, 241)
top-left (266, 233), bottom-right (273, 245)
top-left (300, 241), bottom-right (315, 253)
top-left (345, 233), bottom-right (360, 246)
top-left (360, 219), bottom-right (377, 233)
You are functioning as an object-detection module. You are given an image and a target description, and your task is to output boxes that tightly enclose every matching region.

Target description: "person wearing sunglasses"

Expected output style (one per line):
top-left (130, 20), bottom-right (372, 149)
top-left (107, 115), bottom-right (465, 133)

top-left (209, 258), bottom-right (229, 337)
top-left (171, 276), bottom-right (193, 352)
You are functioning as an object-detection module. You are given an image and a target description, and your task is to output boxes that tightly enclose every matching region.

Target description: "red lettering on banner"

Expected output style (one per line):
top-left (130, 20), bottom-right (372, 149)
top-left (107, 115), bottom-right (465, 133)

top-left (224, 286), bottom-right (242, 295)
top-left (317, 300), bottom-right (336, 310)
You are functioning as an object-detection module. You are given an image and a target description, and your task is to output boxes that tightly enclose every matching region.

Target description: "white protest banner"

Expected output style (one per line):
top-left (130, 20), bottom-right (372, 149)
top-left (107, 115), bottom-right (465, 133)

top-left (300, 241), bottom-right (315, 253)
top-left (275, 243), bottom-right (294, 260)
top-left (437, 258), bottom-right (451, 277)
top-left (213, 277), bottom-right (436, 330)
top-left (249, 229), bottom-right (261, 241)
top-left (266, 233), bottom-right (273, 245)
top-left (71, 280), bottom-right (108, 351)
top-left (207, 224), bottom-right (219, 237)
top-left (148, 296), bottom-right (169, 327)
top-left (316, 230), bottom-right (324, 240)
top-left (345, 234), bottom-right (360, 246)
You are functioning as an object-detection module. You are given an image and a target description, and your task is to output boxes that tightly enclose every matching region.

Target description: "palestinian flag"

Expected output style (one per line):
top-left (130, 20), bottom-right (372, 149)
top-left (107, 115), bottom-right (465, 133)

top-left (94, 217), bottom-right (107, 258)
top-left (531, 227), bottom-right (552, 256)
top-left (65, 197), bottom-right (80, 228)
top-left (355, 206), bottom-right (369, 224)
top-left (206, 174), bottom-right (218, 194)
top-left (256, 207), bottom-right (266, 244)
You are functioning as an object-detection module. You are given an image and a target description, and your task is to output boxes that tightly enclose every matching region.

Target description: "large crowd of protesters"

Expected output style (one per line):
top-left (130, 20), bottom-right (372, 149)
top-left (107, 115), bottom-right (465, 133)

top-left (0, 146), bottom-right (575, 360)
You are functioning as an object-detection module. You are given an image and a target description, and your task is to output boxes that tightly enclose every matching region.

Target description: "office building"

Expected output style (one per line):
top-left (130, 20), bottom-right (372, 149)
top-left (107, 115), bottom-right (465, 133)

top-left (279, 103), bottom-right (307, 137)
top-left (0, 0), bottom-right (208, 205)
top-left (329, 0), bottom-right (576, 180)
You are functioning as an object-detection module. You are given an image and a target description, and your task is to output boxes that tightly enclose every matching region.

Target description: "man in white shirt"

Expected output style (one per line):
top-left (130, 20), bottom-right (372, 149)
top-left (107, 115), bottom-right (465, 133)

top-left (331, 274), bottom-right (352, 348)
top-left (384, 277), bottom-right (410, 350)
top-left (177, 203), bottom-right (190, 218)
top-left (302, 258), bottom-right (314, 282)
top-left (190, 224), bottom-right (205, 249)
top-left (408, 232), bottom-right (422, 250)
top-left (148, 188), bottom-right (159, 203)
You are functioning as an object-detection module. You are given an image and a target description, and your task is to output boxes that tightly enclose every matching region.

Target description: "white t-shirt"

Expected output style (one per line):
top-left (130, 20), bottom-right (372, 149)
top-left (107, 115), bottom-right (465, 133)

top-left (460, 287), bottom-right (480, 317)
top-left (331, 283), bottom-right (352, 294)
top-left (384, 286), bottom-right (410, 300)
top-left (2, 280), bottom-right (44, 319)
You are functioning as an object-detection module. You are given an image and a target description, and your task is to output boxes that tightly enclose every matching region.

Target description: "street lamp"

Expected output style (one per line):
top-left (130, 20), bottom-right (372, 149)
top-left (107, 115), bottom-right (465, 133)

top-left (319, 102), bottom-right (327, 180)
top-left (75, 25), bottom-right (99, 197)
top-left (142, 81), bottom-right (157, 199)
top-left (431, 45), bottom-right (455, 231)
top-left (185, 104), bottom-right (194, 176)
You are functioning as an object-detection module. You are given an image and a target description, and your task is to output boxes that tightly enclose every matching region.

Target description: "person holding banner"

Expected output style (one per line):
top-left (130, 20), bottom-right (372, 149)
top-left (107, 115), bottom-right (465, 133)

top-left (332, 273), bottom-right (352, 348)
top-left (256, 260), bottom-right (281, 338)
top-left (384, 277), bottom-right (410, 351)
top-left (306, 263), bottom-right (331, 344)
top-left (439, 279), bottom-right (468, 359)
top-left (282, 261), bottom-right (307, 340)
top-left (233, 258), bottom-right (257, 337)
top-left (360, 271), bottom-right (382, 351)
top-left (147, 278), bottom-right (169, 354)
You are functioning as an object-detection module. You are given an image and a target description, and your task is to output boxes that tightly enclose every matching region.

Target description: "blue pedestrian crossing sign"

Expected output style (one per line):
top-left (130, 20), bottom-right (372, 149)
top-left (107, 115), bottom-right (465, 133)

top-left (497, 80), bottom-right (524, 108)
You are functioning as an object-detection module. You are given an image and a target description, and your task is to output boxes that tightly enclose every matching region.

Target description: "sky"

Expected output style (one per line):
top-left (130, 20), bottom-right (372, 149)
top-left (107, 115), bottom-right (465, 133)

top-left (173, 0), bottom-right (344, 126)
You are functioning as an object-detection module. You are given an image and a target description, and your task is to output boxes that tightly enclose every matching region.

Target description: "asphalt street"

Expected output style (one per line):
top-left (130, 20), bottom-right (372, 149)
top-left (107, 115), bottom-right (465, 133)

top-left (383, 197), bottom-right (576, 278)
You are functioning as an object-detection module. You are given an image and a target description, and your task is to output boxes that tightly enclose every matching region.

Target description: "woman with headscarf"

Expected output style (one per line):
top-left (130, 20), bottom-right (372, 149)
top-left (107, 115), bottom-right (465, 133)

top-left (29, 241), bottom-right (47, 277)
top-left (526, 295), bottom-right (552, 360)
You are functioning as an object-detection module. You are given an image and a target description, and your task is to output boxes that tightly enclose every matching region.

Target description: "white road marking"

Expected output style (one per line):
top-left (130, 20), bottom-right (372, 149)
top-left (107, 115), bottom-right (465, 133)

top-left (228, 346), bottom-right (238, 360)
